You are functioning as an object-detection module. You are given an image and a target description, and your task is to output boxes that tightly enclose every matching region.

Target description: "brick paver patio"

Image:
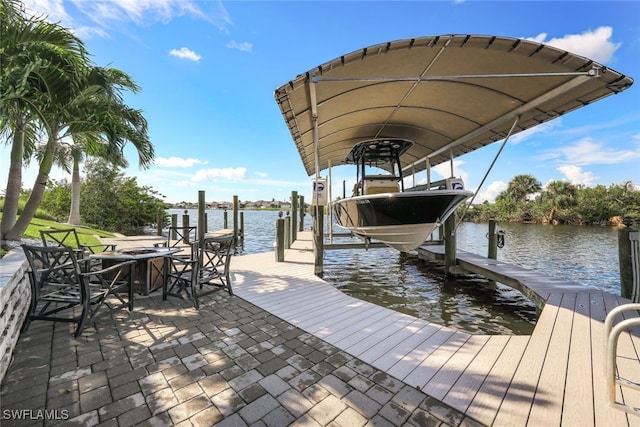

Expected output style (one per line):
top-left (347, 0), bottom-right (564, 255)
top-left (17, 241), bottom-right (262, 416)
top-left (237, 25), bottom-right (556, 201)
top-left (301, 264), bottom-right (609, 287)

top-left (0, 291), bottom-right (475, 426)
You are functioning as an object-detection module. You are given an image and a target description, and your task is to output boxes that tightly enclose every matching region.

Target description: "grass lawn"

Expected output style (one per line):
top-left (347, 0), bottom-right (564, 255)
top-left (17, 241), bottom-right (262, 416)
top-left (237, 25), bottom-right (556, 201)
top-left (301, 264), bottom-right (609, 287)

top-left (0, 215), bottom-right (116, 257)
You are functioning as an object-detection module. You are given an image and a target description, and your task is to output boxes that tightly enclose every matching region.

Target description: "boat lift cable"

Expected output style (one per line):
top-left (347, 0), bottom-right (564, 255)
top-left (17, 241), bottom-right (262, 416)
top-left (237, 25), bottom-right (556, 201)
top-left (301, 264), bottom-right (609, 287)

top-left (454, 116), bottom-right (520, 232)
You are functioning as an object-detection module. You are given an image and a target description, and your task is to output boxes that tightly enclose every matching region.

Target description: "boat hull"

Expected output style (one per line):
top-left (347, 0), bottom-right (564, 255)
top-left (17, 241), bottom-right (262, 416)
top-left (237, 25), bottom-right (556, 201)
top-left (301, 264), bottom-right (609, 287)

top-left (333, 190), bottom-right (472, 252)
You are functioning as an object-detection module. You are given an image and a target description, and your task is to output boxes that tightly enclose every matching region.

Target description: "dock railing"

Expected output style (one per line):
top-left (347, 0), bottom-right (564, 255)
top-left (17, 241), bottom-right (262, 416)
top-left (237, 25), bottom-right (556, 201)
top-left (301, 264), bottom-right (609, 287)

top-left (604, 302), bottom-right (640, 416)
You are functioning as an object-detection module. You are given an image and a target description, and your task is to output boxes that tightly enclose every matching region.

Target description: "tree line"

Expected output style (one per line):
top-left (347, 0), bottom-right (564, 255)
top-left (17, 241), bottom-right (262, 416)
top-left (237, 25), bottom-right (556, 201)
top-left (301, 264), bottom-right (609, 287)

top-left (464, 174), bottom-right (640, 225)
top-left (1, 0), bottom-right (154, 245)
top-left (36, 159), bottom-right (165, 234)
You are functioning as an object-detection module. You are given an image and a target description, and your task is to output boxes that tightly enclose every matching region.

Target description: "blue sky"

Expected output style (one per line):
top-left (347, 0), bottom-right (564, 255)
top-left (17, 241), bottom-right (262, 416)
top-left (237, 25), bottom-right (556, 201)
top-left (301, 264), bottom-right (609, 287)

top-left (4, 0), bottom-right (640, 204)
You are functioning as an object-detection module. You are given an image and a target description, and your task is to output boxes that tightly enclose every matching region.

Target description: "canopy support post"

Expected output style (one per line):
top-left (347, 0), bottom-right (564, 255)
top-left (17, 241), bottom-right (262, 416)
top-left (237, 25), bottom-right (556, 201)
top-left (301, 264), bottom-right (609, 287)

top-left (328, 160), bottom-right (333, 244)
top-left (310, 78), bottom-right (324, 276)
top-left (449, 149), bottom-right (454, 177)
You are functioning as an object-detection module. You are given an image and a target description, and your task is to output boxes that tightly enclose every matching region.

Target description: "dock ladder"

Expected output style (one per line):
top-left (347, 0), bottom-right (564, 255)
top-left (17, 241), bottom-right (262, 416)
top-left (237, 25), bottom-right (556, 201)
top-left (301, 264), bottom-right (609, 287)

top-left (605, 303), bottom-right (640, 416)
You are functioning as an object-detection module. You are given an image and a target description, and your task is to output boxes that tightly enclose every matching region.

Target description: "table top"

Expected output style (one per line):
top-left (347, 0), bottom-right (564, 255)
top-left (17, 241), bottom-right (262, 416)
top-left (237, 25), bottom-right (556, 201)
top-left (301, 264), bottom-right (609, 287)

top-left (90, 247), bottom-right (181, 261)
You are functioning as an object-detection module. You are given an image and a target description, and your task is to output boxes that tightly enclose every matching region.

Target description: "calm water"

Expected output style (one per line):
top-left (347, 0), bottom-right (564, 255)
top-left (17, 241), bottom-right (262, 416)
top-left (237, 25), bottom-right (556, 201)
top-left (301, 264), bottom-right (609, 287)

top-left (169, 209), bottom-right (621, 335)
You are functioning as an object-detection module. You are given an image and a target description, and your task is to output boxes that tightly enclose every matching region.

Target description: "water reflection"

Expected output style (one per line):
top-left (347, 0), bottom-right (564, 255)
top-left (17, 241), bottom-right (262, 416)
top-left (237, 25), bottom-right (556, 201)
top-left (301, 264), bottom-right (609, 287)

top-left (456, 222), bottom-right (620, 294)
top-left (323, 247), bottom-right (538, 335)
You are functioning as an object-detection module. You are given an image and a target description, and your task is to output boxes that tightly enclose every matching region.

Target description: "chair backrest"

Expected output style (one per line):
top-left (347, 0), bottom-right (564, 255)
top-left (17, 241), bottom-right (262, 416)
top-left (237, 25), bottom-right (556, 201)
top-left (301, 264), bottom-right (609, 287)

top-left (40, 228), bottom-right (80, 249)
top-left (166, 226), bottom-right (197, 249)
top-left (22, 244), bottom-right (82, 288)
top-left (200, 235), bottom-right (235, 275)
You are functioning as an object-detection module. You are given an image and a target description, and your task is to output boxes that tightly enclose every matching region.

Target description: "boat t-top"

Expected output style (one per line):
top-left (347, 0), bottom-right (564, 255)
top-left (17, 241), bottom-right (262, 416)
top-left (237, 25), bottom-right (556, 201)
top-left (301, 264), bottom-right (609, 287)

top-left (333, 138), bottom-right (472, 251)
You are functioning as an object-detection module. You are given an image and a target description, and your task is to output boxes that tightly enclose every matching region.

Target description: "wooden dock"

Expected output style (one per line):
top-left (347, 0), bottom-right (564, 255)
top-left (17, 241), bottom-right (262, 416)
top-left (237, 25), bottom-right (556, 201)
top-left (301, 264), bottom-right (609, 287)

top-left (231, 231), bottom-right (640, 426)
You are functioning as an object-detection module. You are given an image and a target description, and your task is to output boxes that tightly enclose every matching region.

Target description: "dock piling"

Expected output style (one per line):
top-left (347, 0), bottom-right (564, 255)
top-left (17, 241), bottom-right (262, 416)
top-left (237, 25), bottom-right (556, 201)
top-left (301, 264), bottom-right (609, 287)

top-left (619, 224), bottom-right (640, 302)
top-left (284, 215), bottom-right (291, 249)
top-left (291, 191), bottom-right (298, 243)
top-left (233, 195), bottom-right (239, 242)
top-left (171, 214), bottom-right (177, 240)
top-left (314, 205), bottom-right (324, 276)
top-left (198, 191), bottom-right (206, 245)
top-left (182, 211), bottom-right (190, 243)
top-left (444, 213), bottom-right (457, 277)
top-left (299, 196), bottom-right (305, 232)
top-left (488, 219), bottom-right (498, 260)
top-left (275, 218), bottom-right (285, 262)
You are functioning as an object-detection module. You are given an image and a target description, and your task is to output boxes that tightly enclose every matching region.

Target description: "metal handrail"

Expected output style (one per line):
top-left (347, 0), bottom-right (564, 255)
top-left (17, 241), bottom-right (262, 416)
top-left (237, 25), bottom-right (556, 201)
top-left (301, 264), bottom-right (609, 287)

top-left (604, 303), bottom-right (640, 416)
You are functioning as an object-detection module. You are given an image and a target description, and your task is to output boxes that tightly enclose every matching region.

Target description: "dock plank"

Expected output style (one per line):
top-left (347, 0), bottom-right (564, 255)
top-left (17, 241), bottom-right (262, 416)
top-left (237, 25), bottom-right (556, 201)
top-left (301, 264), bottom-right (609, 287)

top-left (341, 314), bottom-right (422, 356)
top-left (425, 334), bottom-right (490, 401)
top-left (527, 293), bottom-right (576, 426)
top-left (561, 292), bottom-right (596, 427)
top-left (370, 323), bottom-right (443, 371)
top-left (357, 320), bottom-right (437, 361)
top-left (441, 335), bottom-right (511, 411)
top-left (590, 292), bottom-right (630, 427)
top-left (386, 328), bottom-right (457, 380)
top-left (463, 335), bottom-right (529, 424)
top-left (475, 293), bottom-right (562, 426)
top-left (407, 331), bottom-right (471, 390)
top-left (322, 307), bottom-right (400, 346)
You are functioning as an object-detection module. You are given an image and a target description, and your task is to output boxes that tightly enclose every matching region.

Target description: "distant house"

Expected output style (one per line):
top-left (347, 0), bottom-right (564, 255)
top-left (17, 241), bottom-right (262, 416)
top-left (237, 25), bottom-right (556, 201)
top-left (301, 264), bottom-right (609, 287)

top-left (166, 199), bottom-right (299, 210)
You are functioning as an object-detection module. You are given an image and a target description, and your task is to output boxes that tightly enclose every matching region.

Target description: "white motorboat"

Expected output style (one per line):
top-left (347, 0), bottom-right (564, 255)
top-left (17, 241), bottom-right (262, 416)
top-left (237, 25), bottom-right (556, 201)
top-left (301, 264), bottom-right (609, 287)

top-left (333, 139), bottom-right (472, 251)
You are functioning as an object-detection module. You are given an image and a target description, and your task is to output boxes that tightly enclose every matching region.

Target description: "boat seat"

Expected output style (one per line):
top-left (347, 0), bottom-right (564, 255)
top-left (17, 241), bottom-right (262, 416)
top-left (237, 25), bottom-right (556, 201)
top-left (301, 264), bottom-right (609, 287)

top-left (364, 178), bottom-right (399, 195)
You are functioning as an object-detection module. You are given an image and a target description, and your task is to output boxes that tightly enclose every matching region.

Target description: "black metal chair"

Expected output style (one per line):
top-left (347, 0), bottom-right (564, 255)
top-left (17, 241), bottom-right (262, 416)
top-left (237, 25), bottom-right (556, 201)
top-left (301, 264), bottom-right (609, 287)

top-left (165, 226), bottom-right (197, 249)
top-left (40, 228), bottom-right (116, 255)
top-left (41, 228), bottom-right (117, 273)
top-left (163, 242), bottom-right (199, 305)
top-left (21, 244), bottom-right (135, 337)
top-left (163, 235), bottom-right (234, 309)
top-left (199, 235), bottom-right (235, 296)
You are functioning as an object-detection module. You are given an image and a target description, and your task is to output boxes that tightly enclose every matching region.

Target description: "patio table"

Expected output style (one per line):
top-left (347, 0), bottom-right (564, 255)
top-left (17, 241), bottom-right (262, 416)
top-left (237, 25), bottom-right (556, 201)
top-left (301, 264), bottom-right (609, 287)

top-left (91, 247), bottom-right (181, 295)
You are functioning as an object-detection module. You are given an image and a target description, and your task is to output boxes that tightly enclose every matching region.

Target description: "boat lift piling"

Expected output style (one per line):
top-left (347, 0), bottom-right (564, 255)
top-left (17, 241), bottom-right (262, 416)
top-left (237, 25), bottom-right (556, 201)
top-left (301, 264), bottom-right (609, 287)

top-left (290, 191), bottom-right (298, 243)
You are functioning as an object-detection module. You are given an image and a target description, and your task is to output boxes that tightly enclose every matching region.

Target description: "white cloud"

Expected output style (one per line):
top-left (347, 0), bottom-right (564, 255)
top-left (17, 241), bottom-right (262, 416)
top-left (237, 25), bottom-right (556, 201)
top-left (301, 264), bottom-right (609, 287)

top-left (554, 138), bottom-right (640, 166)
top-left (193, 167), bottom-right (247, 181)
top-left (557, 165), bottom-right (597, 186)
top-left (155, 157), bottom-right (207, 168)
top-left (477, 180), bottom-right (507, 203)
top-left (169, 47), bottom-right (201, 62)
top-left (226, 40), bottom-right (253, 53)
top-left (433, 160), bottom-right (469, 184)
top-left (23, 0), bottom-right (232, 38)
top-left (510, 120), bottom-right (559, 145)
top-left (23, 0), bottom-right (70, 23)
top-left (526, 26), bottom-right (620, 64)
top-left (175, 180), bottom-right (198, 188)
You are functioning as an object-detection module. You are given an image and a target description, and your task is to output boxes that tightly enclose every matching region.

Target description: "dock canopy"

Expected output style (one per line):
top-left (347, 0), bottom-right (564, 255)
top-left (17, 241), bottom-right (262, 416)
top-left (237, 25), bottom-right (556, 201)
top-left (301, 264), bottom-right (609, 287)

top-left (274, 34), bottom-right (633, 176)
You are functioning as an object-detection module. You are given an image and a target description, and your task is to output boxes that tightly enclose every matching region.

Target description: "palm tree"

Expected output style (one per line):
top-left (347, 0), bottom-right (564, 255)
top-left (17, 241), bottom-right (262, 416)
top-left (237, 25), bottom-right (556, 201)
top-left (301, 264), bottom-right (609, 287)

top-left (543, 180), bottom-right (577, 224)
top-left (1, 3), bottom-right (154, 241)
top-left (23, 65), bottom-right (154, 231)
top-left (506, 174), bottom-right (542, 203)
top-left (51, 66), bottom-right (154, 225)
top-left (1, 0), bottom-right (89, 242)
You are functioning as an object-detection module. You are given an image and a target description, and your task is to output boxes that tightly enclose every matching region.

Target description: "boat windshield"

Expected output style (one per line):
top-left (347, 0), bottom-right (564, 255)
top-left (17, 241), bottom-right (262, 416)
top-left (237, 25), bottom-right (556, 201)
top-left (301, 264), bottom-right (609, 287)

top-left (363, 161), bottom-right (398, 178)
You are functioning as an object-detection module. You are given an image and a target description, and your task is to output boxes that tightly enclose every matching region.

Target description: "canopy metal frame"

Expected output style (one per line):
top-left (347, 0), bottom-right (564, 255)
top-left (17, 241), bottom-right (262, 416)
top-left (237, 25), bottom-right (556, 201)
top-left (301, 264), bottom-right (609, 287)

top-left (309, 69), bottom-right (598, 179)
top-left (274, 34), bottom-right (633, 178)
